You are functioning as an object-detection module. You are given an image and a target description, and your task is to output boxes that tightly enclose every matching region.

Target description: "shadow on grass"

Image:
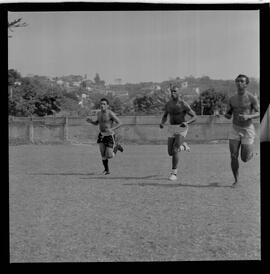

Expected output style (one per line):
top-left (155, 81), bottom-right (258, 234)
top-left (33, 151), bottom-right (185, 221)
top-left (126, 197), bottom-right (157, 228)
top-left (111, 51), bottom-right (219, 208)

top-left (29, 172), bottom-right (96, 176)
top-left (129, 182), bottom-right (233, 188)
top-left (79, 175), bottom-right (232, 188)
top-left (30, 173), bottom-right (162, 180)
top-left (30, 173), bottom-right (233, 188)
top-left (80, 175), bottom-right (161, 180)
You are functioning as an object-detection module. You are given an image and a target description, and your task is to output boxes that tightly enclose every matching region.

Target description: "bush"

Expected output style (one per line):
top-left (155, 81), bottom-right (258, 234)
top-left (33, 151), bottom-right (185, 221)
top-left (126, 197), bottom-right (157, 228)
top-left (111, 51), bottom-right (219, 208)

top-left (191, 89), bottom-right (228, 115)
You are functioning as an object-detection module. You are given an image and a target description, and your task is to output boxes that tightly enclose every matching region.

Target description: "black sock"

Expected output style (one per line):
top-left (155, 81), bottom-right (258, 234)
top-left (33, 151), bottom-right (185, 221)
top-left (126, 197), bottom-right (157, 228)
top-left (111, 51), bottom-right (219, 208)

top-left (102, 159), bottom-right (109, 171)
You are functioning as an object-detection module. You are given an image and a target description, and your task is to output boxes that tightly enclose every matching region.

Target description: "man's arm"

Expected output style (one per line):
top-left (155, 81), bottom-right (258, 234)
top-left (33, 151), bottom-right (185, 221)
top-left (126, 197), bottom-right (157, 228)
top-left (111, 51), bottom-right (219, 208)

top-left (224, 99), bottom-right (233, 119)
top-left (185, 109), bottom-right (196, 125)
top-left (86, 113), bottom-right (99, 125)
top-left (181, 101), bottom-right (196, 126)
top-left (239, 96), bottom-right (260, 121)
top-left (250, 96), bottom-right (260, 119)
top-left (185, 110), bottom-right (196, 125)
top-left (160, 109), bottom-right (168, 128)
top-left (110, 111), bottom-right (122, 131)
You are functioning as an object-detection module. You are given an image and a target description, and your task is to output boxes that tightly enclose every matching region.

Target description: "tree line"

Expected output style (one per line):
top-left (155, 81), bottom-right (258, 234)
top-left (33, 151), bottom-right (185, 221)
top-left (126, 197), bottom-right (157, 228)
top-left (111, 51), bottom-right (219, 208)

top-left (8, 69), bottom-right (259, 117)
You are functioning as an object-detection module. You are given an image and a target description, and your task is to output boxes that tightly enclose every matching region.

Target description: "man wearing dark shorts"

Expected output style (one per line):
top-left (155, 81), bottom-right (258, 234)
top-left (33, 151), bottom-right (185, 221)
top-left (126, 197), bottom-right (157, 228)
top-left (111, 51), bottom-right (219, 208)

top-left (225, 74), bottom-right (260, 187)
top-left (86, 98), bottom-right (123, 175)
top-left (160, 86), bottom-right (196, 181)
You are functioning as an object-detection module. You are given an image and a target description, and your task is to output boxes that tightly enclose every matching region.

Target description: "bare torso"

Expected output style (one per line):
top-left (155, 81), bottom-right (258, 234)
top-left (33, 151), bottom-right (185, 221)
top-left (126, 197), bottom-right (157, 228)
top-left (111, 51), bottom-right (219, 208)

top-left (97, 110), bottom-right (118, 133)
top-left (229, 92), bottom-right (259, 127)
top-left (166, 100), bottom-right (192, 125)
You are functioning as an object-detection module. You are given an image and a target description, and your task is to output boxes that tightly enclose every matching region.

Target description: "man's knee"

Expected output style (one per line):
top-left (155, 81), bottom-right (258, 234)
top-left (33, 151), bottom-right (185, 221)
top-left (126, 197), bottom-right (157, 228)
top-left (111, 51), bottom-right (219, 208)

top-left (172, 135), bottom-right (184, 153)
top-left (241, 152), bottom-right (253, 162)
top-left (172, 146), bottom-right (179, 154)
top-left (105, 147), bottom-right (115, 159)
top-left (230, 153), bottom-right (238, 162)
top-left (241, 144), bottom-right (253, 162)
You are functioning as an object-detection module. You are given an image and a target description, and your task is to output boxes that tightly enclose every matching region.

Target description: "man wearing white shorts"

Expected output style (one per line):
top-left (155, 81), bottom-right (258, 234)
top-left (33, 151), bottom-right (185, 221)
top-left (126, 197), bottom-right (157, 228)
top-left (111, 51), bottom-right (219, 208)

top-left (160, 86), bottom-right (196, 181)
top-left (225, 74), bottom-right (260, 187)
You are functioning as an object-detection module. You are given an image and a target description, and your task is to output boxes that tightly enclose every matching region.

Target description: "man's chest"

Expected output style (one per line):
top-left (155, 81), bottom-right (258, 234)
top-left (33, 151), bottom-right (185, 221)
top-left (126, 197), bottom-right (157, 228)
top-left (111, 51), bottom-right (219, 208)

top-left (231, 96), bottom-right (252, 111)
top-left (168, 102), bottom-right (185, 114)
top-left (98, 112), bottom-right (112, 123)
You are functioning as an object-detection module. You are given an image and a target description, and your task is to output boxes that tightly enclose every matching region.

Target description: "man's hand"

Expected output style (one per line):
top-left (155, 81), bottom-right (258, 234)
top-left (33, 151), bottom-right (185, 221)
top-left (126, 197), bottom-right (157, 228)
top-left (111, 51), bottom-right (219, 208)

top-left (224, 113), bottom-right (232, 119)
top-left (159, 124), bottom-right (164, 129)
top-left (86, 117), bottom-right (93, 123)
top-left (104, 127), bottom-right (114, 135)
top-left (238, 114), bottom-right (251, 121)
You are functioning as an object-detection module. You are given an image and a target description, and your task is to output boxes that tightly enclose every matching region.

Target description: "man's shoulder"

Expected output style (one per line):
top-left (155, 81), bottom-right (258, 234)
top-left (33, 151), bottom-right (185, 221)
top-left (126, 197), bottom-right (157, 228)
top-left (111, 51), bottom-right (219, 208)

top-left (108, 109), bottom-right (120, 120)
top-left (108, 109), bottom-right (116, 116)
top-left (181, 99), bottom-right (191, 107)
top-left (246, 92), bottom-right (258, 101)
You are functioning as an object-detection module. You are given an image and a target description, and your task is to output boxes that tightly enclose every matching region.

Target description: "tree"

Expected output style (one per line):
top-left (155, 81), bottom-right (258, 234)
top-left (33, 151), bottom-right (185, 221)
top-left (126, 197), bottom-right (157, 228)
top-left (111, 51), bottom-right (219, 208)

top-left (110, 96), bottom-right (123, 115)
top-left (94, 73), bottom-right (105, 86)
top-left (8, 73), bottom-right (62, 117)
top-left (34, 94), bottom-right (62, 116)
top-left (8, 18), bottom-right (28, 38)
top-left (191, 88), bottom-right (228, 115)
top-left (133, 88), bottom-right (169, 114)
top-left (8, 69), bottom-right (21, 85)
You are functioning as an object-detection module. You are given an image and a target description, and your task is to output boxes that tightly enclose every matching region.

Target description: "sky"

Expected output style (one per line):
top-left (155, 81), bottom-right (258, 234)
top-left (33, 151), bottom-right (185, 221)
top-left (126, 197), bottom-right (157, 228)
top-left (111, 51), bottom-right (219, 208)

top-left (8, 10), bottom-right (259, 84)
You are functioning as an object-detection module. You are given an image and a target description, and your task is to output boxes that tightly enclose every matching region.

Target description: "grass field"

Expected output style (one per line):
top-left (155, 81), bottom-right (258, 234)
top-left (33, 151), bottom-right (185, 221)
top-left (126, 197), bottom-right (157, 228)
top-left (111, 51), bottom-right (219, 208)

top-left (9, 143), bottom-right (260, 262)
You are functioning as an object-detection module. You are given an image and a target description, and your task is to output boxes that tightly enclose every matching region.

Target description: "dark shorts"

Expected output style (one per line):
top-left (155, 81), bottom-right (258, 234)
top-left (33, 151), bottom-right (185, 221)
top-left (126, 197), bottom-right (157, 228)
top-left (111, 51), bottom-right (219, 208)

top-left (97, 133), bottom-right (115, 148)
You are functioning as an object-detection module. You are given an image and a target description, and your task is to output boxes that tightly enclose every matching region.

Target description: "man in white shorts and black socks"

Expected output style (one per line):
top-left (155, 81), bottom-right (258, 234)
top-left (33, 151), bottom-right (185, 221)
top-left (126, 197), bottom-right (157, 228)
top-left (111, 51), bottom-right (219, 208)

top-left (224, 74), bottom-right (260, 187)
top-left (160, 86), bottom-right (197, 181)
top-left (86, 98), bottom-right (124, 175)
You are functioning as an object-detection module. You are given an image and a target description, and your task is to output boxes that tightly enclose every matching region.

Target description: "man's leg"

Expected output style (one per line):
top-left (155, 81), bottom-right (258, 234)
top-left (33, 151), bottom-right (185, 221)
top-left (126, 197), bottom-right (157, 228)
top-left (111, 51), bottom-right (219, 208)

top-left (167, 137), bottom-right (174, 156)
top-left (240, 144), bottom-right (254, 162)
top-left (172, 151), bottom-right (179, 170)
top-left (99, 143), bottom-right (110, 174)
top-left (240, 128), bottom-right (255, 163)
top-left (105, 135), bottom-right (115, 160)
top-left (113, 134), bottom-right (124, 154)
top-left (105, 147), bottom-right (114, 159)
top-left (174, 133), bottom-right (190, 152)
top-left (229, 139), bottom-right (241, 185)
top-left (169, 134), bottom-right (184, 181)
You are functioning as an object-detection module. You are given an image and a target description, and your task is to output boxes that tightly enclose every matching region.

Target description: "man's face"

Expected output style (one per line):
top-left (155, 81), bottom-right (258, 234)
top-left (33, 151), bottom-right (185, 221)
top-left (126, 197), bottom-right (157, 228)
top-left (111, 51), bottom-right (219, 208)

top-left (100, 100), bottom-right (108, 111)
top-left (170, 89), bottom-right (179, 100)
top-left (235, 77), bottom-right (248, 94)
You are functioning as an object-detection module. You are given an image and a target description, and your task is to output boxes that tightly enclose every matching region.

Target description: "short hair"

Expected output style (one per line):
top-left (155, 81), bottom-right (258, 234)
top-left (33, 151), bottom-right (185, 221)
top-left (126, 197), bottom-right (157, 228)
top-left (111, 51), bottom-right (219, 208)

top-left (100, 98), bottom-right (109, 105)
top-left (235, 74), bottom-right (249, 85)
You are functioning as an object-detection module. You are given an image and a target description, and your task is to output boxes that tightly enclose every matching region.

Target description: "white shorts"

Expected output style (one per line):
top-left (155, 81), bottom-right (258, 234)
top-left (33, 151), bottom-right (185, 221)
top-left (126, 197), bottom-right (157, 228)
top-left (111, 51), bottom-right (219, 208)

top-left (228, 124), bottom-right (256, 145)
top-left (167, 124), bottom-right (188, 138)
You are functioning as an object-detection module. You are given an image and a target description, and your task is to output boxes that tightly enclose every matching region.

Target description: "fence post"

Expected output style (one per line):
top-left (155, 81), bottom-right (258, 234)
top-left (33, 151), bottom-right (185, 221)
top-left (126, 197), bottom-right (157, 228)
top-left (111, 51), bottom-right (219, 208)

top-left (63, 116), bottom-right (69, 141)
top-left (29, 117), bottom-right (34, 143)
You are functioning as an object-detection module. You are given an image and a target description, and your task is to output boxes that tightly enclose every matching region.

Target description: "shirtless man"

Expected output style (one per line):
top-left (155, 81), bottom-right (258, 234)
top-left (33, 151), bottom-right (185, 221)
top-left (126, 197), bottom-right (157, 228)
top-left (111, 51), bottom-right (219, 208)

top-left (86, 98), bottom-right (123, 175)
top-left (160, 86), bottom-right (196, 181)
top-left (225, 74), bottom-right (260, 187)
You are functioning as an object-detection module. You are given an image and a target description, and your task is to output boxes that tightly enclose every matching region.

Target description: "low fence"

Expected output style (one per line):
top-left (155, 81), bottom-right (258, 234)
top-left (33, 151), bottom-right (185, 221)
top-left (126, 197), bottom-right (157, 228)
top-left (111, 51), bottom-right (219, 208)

top-left (9, 116), bottom-right (260, 145)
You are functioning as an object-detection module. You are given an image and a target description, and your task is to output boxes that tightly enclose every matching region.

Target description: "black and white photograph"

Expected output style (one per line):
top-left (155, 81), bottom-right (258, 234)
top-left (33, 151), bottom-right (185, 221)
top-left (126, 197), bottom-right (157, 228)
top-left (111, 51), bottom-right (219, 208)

top-left (4, 1), bottom-right (270, 263)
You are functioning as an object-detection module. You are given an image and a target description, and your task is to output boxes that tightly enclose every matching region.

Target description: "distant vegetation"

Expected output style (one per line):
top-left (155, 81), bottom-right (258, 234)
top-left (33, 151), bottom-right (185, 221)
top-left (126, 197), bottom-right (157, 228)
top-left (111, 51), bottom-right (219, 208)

top-left (8, 69), bottom-right (259, 117)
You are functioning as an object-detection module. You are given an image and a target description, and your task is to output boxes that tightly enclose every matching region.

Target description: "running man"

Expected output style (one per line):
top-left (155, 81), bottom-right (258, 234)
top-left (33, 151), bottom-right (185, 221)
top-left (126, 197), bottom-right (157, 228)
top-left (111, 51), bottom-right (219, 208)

top-left (86, 98), bottom-right (124, 175)
top-left (224, 74), bottom-right (260, 187)
top-left (160, 86), bottom-right (196, 181)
